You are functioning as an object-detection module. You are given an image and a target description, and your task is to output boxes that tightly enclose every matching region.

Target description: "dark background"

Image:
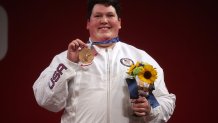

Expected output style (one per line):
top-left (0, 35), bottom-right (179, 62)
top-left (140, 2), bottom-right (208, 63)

top-left (0, 0), bottom-right (217, 123)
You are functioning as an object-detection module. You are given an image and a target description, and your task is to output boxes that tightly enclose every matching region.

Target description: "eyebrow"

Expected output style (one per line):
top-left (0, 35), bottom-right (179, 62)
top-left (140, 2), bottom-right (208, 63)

top-left (93, 12), bottom-right (115, 15)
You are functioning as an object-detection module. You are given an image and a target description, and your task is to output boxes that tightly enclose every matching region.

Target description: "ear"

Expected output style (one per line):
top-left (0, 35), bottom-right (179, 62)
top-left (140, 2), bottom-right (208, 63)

top-left (118, 18), bottom-right (121, 29)
top-left (86, 19), bottom-right (90, 30)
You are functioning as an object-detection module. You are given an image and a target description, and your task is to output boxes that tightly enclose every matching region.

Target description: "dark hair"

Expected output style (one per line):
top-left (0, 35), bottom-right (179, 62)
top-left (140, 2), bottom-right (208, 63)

top-left (87, 0), bottom-right (121, 19)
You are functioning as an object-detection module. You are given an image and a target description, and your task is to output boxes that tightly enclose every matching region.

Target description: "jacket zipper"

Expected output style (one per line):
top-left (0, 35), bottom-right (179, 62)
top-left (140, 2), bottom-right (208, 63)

top-left (106, 48), bottom-right (110, 123)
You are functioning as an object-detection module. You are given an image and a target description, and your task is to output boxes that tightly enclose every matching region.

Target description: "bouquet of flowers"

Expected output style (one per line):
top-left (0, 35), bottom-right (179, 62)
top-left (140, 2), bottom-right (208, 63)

top-left (126, 61), bottom-right (159, 108)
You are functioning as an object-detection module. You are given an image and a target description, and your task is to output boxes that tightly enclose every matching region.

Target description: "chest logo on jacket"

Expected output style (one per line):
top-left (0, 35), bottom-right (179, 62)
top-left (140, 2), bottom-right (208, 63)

top-left (120, 58), bottom-right (134, 67)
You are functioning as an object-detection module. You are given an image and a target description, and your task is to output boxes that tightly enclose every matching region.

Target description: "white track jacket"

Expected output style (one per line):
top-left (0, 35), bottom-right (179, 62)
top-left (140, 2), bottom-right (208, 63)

top-left (33, 42), bottom-right (176, 123)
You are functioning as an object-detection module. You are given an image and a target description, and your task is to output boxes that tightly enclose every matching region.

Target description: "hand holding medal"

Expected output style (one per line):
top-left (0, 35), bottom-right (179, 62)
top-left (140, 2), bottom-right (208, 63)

top-left (67, 38), bottom-right (95, 65)
top-left (67, 39), bottom-right (88, 63)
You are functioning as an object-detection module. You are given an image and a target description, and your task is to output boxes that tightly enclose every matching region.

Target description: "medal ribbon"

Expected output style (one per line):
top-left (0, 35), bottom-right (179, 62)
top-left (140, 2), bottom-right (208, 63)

top-left (88, 37), bottom-right (120, 46)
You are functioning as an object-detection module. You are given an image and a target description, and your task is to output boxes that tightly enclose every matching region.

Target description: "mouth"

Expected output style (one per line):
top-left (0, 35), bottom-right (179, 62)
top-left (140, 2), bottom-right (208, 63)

top-left (98, 26), bottom-right (111, 31)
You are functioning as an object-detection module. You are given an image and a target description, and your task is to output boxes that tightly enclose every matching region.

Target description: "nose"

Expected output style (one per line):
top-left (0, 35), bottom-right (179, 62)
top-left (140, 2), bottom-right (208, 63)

top-left (100, 16), bottom-right (108, 24)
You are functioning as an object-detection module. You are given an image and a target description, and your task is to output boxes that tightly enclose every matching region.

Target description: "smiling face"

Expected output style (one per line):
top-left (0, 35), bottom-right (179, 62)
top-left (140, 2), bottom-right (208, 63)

top-left (87, 4), bottom-right (121, 43)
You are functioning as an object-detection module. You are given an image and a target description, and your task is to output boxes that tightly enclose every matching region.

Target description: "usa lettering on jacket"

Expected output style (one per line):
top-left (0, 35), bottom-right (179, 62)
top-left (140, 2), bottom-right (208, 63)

top-left (49, 63), bottom-right (67, 89)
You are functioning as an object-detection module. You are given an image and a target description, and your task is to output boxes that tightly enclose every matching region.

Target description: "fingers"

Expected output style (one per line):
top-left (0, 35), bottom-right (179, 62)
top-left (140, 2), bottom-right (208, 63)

top-left (68, 39), bottom-right (87, 52)
top-left (131, 97), bottom-right (151, 116)
top-left (135, 97), bottom-right (147, 103)
top-left (134, 111), bottom-right (147, 116)
top-left (67, 39), bottom-right (87, 63)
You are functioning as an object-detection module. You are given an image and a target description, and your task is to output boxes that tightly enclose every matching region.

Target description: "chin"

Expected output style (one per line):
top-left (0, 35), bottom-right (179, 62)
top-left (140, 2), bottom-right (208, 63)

top-left (100, 35), bottom-right (116, 41)
top-left (97, 33), bottom-right (114, 40)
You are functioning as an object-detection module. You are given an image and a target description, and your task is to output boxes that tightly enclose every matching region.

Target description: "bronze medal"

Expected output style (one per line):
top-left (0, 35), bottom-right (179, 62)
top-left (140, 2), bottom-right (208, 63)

top-left (79, 47), bottom-right (94, 64)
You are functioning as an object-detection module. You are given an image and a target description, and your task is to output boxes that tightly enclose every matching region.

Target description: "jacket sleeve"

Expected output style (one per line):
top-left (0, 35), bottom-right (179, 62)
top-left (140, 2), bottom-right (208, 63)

top-left (33, 51), bottom-right (80, 112)
top-left (144, 68), bottom-right (176, 123)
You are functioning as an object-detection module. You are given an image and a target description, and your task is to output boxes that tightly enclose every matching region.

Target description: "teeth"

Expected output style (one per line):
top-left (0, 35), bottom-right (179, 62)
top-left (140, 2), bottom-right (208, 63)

top-left (100, 27), bottom-right (109, 30)
top-left (99, 27), bottom-right (110, 29)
